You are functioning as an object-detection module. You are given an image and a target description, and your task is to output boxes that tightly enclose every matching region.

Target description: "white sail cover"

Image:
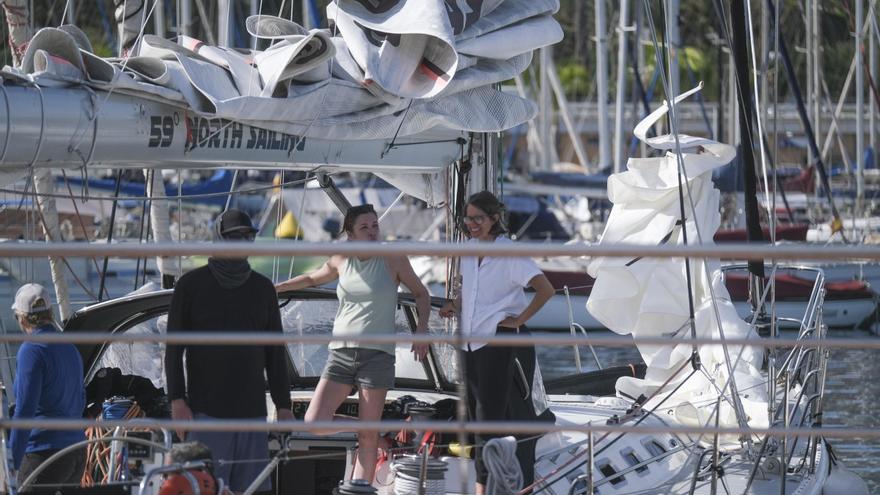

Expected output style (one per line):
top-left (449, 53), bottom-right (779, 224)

top-left (586, 86), bottom-right (769, 438)
top-left (4, 1), bottom-right (562, 141)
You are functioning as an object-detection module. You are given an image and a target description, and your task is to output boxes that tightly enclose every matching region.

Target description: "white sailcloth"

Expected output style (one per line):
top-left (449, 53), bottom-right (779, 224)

top-left (4, 1), bottom-right (562, 141)
top-left (586, 86), bottom-right (769, 439)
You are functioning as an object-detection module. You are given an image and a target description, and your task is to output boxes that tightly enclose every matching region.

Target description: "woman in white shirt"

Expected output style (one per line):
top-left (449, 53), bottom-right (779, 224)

top-left (440, 191), bottom-right (554, 494)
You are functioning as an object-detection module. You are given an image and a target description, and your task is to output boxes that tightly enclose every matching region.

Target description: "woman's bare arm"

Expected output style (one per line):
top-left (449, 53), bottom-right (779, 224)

top-left (275, 256), bottom-right (341, 292)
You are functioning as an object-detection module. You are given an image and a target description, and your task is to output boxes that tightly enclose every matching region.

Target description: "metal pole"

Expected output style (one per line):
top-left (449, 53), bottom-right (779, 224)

top-left (728, 49), bottom-right (738, 145)
top-left (153, 0), bottom-right (165, 38)
top-left (180, 0), bottom-right (192, 36)
top-left (546, 57), bottom-right (592, 170)
top-left (665, 0), bottom-right (680, 98)
top-left (871, 8), bottom-right (877, 153)
top-left (539, 47), bottom-right (553, 171)
top-left (587, 426), bottom-right (594, 494)
top-left (596, 0), bottom-right (612, 169)
top-left (218, 0), bottom-right (233, 47)
top-left (98, 170), bottom-right (124, 302)
top-left (760, 0), bottom-right (770, 145)
top-left (33, 170), bottom-right (72, 321)
top-left (636, 4), bottom-right (647, 156)
top-left (613, 0), bottom-right (631, 173)
top-left (780, 372), bottom-right (789, 495)
top-left (806, 0), bottom-right (814, 142)
top-left (857, 0), bottom-right (866, 216)
top-left (302, 0), bottom-right (313, 29)
top-left (563, 286), bottom-right (583, 374)
top-left (812, 0), bottom-right (822, 144)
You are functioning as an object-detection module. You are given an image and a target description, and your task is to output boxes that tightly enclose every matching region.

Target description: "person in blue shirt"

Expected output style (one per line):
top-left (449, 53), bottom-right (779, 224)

top-left (10, 283), bottom-right (85, 490)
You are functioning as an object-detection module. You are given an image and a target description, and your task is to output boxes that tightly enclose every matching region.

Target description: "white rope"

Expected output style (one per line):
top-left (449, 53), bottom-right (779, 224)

top-left (483, 436), bottom-right (522, 495)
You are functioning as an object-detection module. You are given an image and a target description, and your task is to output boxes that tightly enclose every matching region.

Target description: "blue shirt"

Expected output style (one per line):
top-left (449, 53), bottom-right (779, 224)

top-left (10, 325), bottom-right (86, 469)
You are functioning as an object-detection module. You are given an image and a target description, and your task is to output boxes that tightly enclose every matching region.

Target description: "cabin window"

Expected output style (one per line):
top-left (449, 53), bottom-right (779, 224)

top-left (622, 449), bottom-right (648, 473)
top-left (643, 439), bottom-right (667, 457)
top-left (90, 314), bottom-right (166, 389)
top-left (597, 463), bottom-right (625, 485)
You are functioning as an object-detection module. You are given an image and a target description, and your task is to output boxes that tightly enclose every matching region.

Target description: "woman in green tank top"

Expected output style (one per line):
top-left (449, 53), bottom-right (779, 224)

top-left (275, 204), bottom-right (431, 483)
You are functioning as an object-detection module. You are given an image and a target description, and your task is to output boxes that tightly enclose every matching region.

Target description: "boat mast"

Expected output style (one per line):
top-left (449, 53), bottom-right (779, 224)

top-left (871, 8), bottom-right (877, 154)
top-left (596, 0), bottom-right (611, 170)
top-left (613, 0), bottom-right (631, 174)
top-left (179, 0), bottom-right (192, 36)
top-left (666, 0), bottom-right (680, 98)
top-left (857, 0), bottom-right (866, 219)
top-left (154, 0), bottom-right (165, 38)
top-left (218, 0), bottom-right (233, 48)
top-left (538, 47), bottom-right (553, 171)
top-left (812, 0), bottom-right (822, 147)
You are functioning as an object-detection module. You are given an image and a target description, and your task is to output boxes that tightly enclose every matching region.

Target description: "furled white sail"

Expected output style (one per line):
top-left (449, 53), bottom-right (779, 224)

top-left (4, 1), bottom-right (562, 142)
top-left (586, 86), bottom-right (769, 438)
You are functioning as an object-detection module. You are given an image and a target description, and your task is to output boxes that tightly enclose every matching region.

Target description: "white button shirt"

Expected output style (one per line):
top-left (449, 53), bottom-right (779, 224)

top-left (459, 236), bottom-right (543, 351)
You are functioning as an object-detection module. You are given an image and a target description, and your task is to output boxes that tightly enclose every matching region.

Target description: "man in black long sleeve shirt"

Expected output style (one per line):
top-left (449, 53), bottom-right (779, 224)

top-left (164, 209), bottom-right (292, 494)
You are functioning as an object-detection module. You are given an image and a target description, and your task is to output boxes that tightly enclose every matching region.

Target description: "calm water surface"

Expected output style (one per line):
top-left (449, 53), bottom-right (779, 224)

top-left (535, 328), bottom-right (880, 492)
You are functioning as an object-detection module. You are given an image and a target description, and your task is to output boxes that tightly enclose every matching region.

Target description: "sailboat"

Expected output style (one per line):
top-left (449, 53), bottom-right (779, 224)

top-left (0, 1), bottom-right (870, 494)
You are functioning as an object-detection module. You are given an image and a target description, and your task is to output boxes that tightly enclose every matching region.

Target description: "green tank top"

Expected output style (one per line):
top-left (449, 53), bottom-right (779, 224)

top-left (331, 256), bottom-right (398, 355)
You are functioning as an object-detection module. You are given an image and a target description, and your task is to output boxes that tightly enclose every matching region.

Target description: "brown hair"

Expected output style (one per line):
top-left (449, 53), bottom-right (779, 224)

top-left (463, 191), bottom-right (508, 237)
top-left (341, 204), bottom-right (377, 235)
top-left (16, 309), bottom-right (54, 328)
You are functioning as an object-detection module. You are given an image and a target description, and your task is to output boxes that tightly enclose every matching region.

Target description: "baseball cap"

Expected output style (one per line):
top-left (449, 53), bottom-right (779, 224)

top-left (216, 209), bottom-right (258, 238)
top-left (12, 283), bottom-right (52, 314)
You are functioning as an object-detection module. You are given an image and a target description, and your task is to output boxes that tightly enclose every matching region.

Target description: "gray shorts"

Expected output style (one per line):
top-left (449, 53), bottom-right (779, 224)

top-left (188, 413), bottom-right (270, 493)
top-left (322, 348), bottom-right (395, 390)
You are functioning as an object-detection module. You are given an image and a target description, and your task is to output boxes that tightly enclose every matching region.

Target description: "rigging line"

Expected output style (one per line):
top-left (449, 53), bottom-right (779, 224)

top-left (59, 0), bottom-right (71, 25)
top-left (272, 169), bottom-right (285, 283)
top-left (0, 175), bottom-right (321, 202)
top-left (134, 170), bottom-right (150, 292)
top-left (643, 0), bottom-right (699, 365)
top-left (97, 170), bottom-right (125, 302)
top-left (141, 188), bottom-right (153, 288)
top-left (713, 0), bottom-right (769, 271)
top-left (381, 99), bottom-right (414, 158)
top-left (763, 0), bottom-right (847, 239)
top-left (29, 192), bottom-right (99, 302)
top-left (224, 169), bottom-right (239, 211)
top-left (644, 0), bottom-right (754, 444)
top-left (679, 48), bottom-right (715, 138)
top-left (842, 0), bottom-right (880, 115)
top-left (60, 169), bottom-right (110, 300)
top-left (744, 0), bottom-right (774, 226)
top-left (287, 175), bottom-right (310, 280)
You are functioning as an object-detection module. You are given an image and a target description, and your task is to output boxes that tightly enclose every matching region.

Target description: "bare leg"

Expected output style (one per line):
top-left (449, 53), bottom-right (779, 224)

top-left (304, 378), bottom-right (356, 435)
top-left (476, 483), bottom-right (486, 495)
top-left (351, 386), bottom-right (388, 482)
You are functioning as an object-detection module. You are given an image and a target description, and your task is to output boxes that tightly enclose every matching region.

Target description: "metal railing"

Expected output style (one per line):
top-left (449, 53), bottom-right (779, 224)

top-left (1, 243), bottom-right (879, 495)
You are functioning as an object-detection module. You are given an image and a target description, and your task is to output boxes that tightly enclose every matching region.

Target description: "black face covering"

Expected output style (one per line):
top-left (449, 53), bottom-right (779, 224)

top-left (207, 257), bottom-right (252, 289)
top-left (207, 222), bottom-right (253, 289)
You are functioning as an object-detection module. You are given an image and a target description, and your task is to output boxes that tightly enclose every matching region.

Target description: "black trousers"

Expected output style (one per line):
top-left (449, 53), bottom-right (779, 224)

top-left (17, 448), bottom-right (86, 491)
top-left (464, 326), bottom-right (539, 488)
